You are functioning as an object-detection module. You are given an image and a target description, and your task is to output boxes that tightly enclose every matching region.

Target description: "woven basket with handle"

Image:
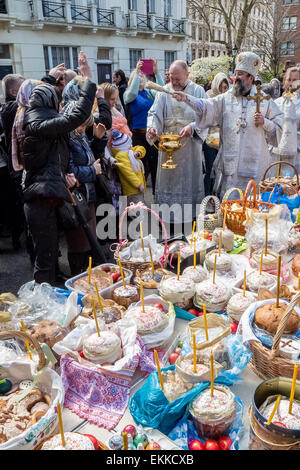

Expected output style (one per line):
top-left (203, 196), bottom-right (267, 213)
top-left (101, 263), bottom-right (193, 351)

top-left (249, 291), bottom-right (300, 380)
top-left (221, 179), bottom-right (275, 236)
top-left (113, 202), bottom-right (169, 274)
top-left (197, 195), bottom-right (221, 233)
top-left (0, 330), bottom-right (46, 371)
top-left (259, 161), bottom-right (299, 197)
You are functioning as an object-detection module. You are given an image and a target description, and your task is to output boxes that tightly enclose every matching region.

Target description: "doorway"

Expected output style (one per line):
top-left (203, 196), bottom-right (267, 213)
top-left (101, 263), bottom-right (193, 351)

top-left (97, 63), bottom-right (112, 84)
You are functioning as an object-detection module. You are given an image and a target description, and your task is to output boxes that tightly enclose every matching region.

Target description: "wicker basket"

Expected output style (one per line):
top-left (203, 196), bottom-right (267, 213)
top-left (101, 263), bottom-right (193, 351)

top-left (197, 195), bottom-right (221, 233)
top-left (0, 330), bottom-right (46, 371)
top-left (220, 179), bottom-right (275, 236)
top-left (249, 292), bottom-right (300, 380)
top-left (259, 161), bottom-right (299, 197)
top-left (113, 202), bottom-right (169, 274)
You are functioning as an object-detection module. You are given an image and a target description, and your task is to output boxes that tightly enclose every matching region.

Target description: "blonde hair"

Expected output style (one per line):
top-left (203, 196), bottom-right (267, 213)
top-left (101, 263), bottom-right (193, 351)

top-left (100, 82), bottom-right (118, 102)
top-left (284, 67), bottom-right (300, 88)
top-left (83, 114), bottom-right (94, 128)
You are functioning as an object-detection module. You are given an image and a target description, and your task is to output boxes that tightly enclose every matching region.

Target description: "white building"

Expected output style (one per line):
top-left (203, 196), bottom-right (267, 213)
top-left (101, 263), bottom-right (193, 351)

top-left (0, 0), bottom-right (187, 91)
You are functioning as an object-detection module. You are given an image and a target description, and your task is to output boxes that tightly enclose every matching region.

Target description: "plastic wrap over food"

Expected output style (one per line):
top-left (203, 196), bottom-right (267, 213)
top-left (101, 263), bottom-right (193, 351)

top-left (246, 217), bottom-right (291, 254)
top-left (118, 235), bottom-right (164, 263)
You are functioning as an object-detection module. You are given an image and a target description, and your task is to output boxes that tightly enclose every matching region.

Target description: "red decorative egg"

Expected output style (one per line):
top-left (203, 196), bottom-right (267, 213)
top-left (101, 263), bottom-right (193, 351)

top-left (218, 436), bottom-right (232, 450)
top-left (168, 353), bottom-right (179, 365)
top-left (154, 303), bottom-right (164, 311)
top-left (204, 439), bottom-right (220, 450)
top-left (146, 442), bottom-right (161, 450)
top-left (188, 440), bottom-right (205, 450)
top-left (230, 322), bottom-right (238, 334)
top-left (112, 272), bottom-right (120, 283)
top-left (78, 350), bottom-right (86, 359)
top-left (122, 424), bottom-right (137, 439)
top-left (188, 308), bottom-right (199, 316)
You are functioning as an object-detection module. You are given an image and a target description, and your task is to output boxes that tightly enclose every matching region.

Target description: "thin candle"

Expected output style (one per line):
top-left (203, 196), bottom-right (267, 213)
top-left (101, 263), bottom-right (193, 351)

top-left (193, 333), bottom-right (197, 374)
top-left (289, 364), bottom-right (298, 415)
top-left (276, 255), bottom-right (281, 308)
top-left (92, 299), bottom-right (101, 337)
top-left (149, 247), bottom-right (154, 275)
top-left (88, 256), bottom-right (92, 284)
top-left (122, 432), bottom-right (128, 451)
top-left (140, 222), bottom-right (144, 251)
top-left (203, 304), bottom-right (209, 341)
top-left (192, 220), bottom-right (196, 239)
top-left (210, 352), bottom-right (214, 397)
top-left (177, 252), bottom-right (181, 281)
top-left (218, 231), bottom-right (222, 256)
top-left (194, 242), bottom-right (196, 269)
top-left (20, 320), bottom-right (33, 361)
top-left (243, 270), bottom-right (246, 297)
top-left (212, 254), bottom-right (217, 284)
top-left (140, 280), bottom-right (145, 313)
top-left (94, 281), bottom-right (103, 313)
top-left (117, 259), bottom-right (126, 287)
top-left (260, 252), bottom-right (263, 275)
top-left (265, 219), bottom-right (268, 256)
top-left (154, 349), bottom-right (164, 392)
top-left (298, 273), bottom-right (300, 291)
top-left (267, 395), bottom-right (281, 426)
top-left (56, 403), bottom-right (66, 447)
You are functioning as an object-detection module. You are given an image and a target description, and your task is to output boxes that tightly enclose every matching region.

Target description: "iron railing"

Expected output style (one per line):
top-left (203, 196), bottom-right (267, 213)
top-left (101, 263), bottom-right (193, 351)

top-left (155, 16), bottom-right (168, 32)
top-left (97, 9), bottom-right (114, 26)
top-left (172, 19), bottom-right (184, 34)
top-left (136, 14), bottom-right (151, 29)
top-left (71, 5), bottom-right (91, 22)
top-left (42, 1), bottom-right (65, 19)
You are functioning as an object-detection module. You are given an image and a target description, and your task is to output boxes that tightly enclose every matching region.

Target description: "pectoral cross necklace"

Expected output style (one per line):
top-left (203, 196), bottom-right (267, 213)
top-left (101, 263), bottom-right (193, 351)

top-left (236, 97), bottom-right (248, 134)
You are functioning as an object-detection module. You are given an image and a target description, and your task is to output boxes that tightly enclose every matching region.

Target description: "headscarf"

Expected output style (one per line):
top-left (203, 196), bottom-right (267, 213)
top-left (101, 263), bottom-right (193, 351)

top-left (62, 77), bottom-right (81, 104)
top-left (270, 78), bottom-right (281, 99)
top-left (11, 79), bottom-right (42, 171)
top-left (207, 73), bottom-right (230, 98)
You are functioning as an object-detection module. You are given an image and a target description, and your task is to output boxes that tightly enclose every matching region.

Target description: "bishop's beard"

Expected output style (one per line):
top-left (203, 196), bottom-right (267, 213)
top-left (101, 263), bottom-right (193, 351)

top-left (232, 79), bottom-right (248, 97)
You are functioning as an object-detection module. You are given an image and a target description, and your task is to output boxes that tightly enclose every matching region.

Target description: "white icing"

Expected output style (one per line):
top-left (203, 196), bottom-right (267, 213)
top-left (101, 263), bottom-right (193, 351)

top-left (194, 279), bottom-right (229, 304)
top-left (82, 331), bottom-right (121, 364)
top-left (114, 286), bottom-right (138, 298)
top-left (41, 432), bottom-right (95, 450)
top-left (190, 386), bottom-right (235, 419)
top-left (260, 397), bottom-right (300, 429)
top-left (246, 271), bottom-right (276, 292)
top-left (124, 305), bottom-right (168, 335)
top-left (182, 266), bottom-right (208, 284)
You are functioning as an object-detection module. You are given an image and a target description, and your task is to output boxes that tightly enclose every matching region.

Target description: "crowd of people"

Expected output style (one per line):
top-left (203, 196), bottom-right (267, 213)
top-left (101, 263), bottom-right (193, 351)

top-left (0, 50), bottom-right (299, 286)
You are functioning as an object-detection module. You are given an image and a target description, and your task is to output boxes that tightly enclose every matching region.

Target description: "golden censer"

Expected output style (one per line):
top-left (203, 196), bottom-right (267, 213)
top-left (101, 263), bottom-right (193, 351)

top-left (152, 134), bottom-right (188, 169)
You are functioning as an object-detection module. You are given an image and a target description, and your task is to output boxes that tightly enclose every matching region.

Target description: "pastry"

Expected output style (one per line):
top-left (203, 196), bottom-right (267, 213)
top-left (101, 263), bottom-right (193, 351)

top-left (227, 292), bottom-right (256, 323)
top-left (82, 331), bottom-right (122, 364)
top-left (0, 311), bottom-right (16, 331)
top-left (260, 396), bottom-right (300, 429)
top-left (72, 273), bottom-right (112, 295)
top-left (189, 385), bottom-right (236, 439)
top-left (205, 250), bottom-right (232, 272)
top-left (158, 276), bottom-right (195, 309)
top-left (181, 265), bottom-right (208, 284)
top-left (212, 228), bottom-right (234, 252)
top-left (41, 432), bottom-right (95, 450)
top-left (251, 250), bottom-right (278, 272)
top-left (176, 353), bottom-right (222, 384)
top-left (124, 305), bottom-right (169, 336)
top-left (194, 279), bottom-right (230, 312)
top-left (26, 320), bottom-right (66, 349)
top-left (111, 284), bottom-right (140, 308)
top-left (135, 267), bottom-right (172, 289)
top-left (292, 254), bottom-right (300, 277)
top-left (162, 370), bottom-right (193, 402)
top-left (254, 302), bottom-right (300, 334)
top-left (246, 271), bottom-right (276, 293)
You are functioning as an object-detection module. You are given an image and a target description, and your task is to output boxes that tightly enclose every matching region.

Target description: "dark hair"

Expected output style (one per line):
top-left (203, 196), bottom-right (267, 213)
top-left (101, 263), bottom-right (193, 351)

top-left (113, 69), bottom-right (126, 84)
top-left (261, 83), bottom-right (276, 99)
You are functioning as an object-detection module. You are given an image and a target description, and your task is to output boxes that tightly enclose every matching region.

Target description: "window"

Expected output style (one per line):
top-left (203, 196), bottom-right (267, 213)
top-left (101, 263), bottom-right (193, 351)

top-left (0, 44), bottom-right (10, 59)
top-left (97, 48), bottom-right (110, 60)
top-left (130, 49), bottom-right (143, 70)
top-left (0, 0), bottom-right (7, 14)
top-left (164, 0), bottom-right (172, 17)
top-left (43, 46), bottom-right (79, 72)
top-left (147, 0), bottom-right (156, 13)
top-left (165, 51), bottom-right (176, 70)
top-left (128, 0), bottom-right (137, 10)
top-left (192, 25), bottom-right (196, 39)
top-left (281, 41), bottom-right (295, 55)
top-left (283, 0), bottom-right (299, 4)
top-left (282, 16), bottom-right (297, 30)
top-left (211, 50), bottom-right (215, 56)
top-left (199, 28), bottom-right (202, 40)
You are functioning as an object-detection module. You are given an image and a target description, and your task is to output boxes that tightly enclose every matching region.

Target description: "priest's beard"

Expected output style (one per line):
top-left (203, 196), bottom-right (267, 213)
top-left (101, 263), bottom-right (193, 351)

top-left (172, 80), bottom-right (189, 91)
top-left (232, 79), bottom-right (249, 97)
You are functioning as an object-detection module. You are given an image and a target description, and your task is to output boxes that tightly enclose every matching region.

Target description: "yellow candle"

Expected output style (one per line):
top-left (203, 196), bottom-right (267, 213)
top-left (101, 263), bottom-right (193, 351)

top-left (154, 349), bottom-right (164, 392)
top-left (265, 219), bottom-right (268, 256)
top-left (140, 222), bottom-right (144, 251)
top-left (20, 320), bottom-right (33, 361)
top-left (243, 270), bottom-right (246, 297)
top-left (289, 364), bottom-right (298, 414)
top-left (194, 243), bottom-right (196, 269)
top-left (298, 274), bottom-right (300, 291)
top-left (122, 431), bottom-right (128, 450)
top-left (94, 281), bottom-right (103, 312)
top-left (267, 395), bottom-right (281, 425)
top-left (260, 252), bottom-right (263, 275)
top-left (118, 259), bottom-right (126, 287)
top-left (56, 403), bottom-right (66, 447)
top-left (88, 256), bottom-right (92, 284)
top-left (276, 255), bottom-right (281, 308)
top-left (218, 231), bottom-right (222, 256)
top-left (193, 333), bottom-right (197, 374)
top-left (210, 352), bottom-right (214, 397)
top-left (149, 247), bottom-right (154, 275)
top-left (212, 254), bottom-right (217, 284)
top-left (140, 280), bottom-right (145, 313)
top-left (192, 220), bottom-right (196, 242)
top-left (92, 299), bottom-right (101, 337)
top-left (177, 252), bottom-right (181, 280)
top-left (203, 304), bottom-right (209, 341)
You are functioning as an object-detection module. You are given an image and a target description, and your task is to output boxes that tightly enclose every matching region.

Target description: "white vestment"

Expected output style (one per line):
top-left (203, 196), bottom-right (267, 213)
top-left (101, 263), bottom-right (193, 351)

top-left (147, 80), bottom-right (207, 223)
top-left (185, 85), bottom-right (283, 197)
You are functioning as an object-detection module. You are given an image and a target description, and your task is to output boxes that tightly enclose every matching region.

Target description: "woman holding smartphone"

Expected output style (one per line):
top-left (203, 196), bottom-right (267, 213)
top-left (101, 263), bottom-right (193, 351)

top-left (123, 58), bottom-right (164, 195)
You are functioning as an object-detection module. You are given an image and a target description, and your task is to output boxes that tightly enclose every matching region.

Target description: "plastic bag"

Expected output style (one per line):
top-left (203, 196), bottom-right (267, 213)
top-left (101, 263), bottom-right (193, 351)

top-left (261, 185), bottom-right (300, 222)
top-left (129, 365), bottom-right (234, 435)
top-left (0, 339), bottom-right (25, 362)
top-left (168, 394), bottom-right (244, 450)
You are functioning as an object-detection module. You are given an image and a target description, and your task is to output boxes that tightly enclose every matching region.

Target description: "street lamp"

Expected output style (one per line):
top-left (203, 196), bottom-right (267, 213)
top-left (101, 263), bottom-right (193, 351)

top-left (232, 44), bottom-right (238, 73)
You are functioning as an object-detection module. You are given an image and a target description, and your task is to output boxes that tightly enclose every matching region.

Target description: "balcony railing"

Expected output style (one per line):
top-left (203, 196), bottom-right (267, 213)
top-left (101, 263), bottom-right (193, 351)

top-left (173, 19), bottom-right (184, 34)
top-left (155, 16), bottom-right (168, 31)
top-left (71, 5), bottom-right (91, 22)
top-left (42, 1), bottom-right (65, 19)
top-left (136, 14), bottom-right (151, 29)
top-left (97, 8), bottom-right (114, 26)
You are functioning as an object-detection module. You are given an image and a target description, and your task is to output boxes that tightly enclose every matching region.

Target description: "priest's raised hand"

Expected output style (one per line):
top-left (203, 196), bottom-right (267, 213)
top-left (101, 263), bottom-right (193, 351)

top-left (253, 112), bottom-right (264, 126)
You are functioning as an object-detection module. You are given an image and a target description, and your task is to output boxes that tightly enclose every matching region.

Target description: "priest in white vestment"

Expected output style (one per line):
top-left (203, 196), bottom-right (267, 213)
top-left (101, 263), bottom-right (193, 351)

top-left (172, 52), bottom-right (283, 198)
top-left (147, 61), bottom-right (207, 224)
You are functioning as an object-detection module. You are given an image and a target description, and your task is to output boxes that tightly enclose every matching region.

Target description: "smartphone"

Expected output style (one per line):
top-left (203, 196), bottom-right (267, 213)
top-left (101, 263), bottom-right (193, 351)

top-left (141, 59), bottom-right (154, 75)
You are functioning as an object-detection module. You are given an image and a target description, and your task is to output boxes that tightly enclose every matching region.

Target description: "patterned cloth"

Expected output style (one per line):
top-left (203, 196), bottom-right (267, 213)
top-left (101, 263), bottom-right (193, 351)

top-left (60, 337), bottom-right (160, 430)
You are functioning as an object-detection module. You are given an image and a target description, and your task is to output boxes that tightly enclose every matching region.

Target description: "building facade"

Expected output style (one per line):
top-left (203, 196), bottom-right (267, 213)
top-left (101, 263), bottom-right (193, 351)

top-left (0, 0), bottom-right (187, 95)
top-left (278, 0), bottom-right (300, 67)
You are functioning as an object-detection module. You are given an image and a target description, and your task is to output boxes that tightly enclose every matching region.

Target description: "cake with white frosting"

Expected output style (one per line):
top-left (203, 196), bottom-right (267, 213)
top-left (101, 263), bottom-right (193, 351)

top-left (260, 396), bottom-right (300, 429)
top-left (227, 292), bottom-right (256, 323)
top-left (182, 265), bottom-right (208, 284)
top-left (124, 305), bottom-right (169, 335)
top-left (246, 271), bottom-right (276, 293)
top-left (158, 276), bottom-right (195, 309)
top-left (205, 250), bottom-right (232, 272)
top-left (111, 284), bottom-right (140, 307)
top-left (82, 330), bottom-right (122, 364)
top-left (41, 432), bottom-right (95, 450)
top-left (194, 279), bottom-right (230, 312)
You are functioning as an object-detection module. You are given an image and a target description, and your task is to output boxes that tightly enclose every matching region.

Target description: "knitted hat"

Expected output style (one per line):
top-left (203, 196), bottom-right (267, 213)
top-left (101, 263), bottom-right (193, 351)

top-left (132, 145), bottom-right (146, 159)
top-left (111, 129), bottom-right (131, 148)
top-left (235, 52), bottom-right (262, 77)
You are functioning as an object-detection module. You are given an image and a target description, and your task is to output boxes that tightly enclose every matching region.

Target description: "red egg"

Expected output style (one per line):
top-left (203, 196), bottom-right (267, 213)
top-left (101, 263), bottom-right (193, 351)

top-left (204, 439), bottom-right (220, 450)
top-left (188, 440), bottom-right (205, 450)
top-left (230, 322), bottom-right (238, 334)
top-left (154, 303), bottom-right (164, 311)
top-left (273, 422), bottom-right (287, 428)
top-left (122, 424), bottom-right (137, 439)
top-left (83, 434), bottom-right (99, 450)
top-left (174, 347), bottom-right (182, 355)
top-left (188, 308), bottom-right (199, 316)
top-left (169, 352), bottom-right (179, 365)
top-left (197, 311), bottom-right (203, 317)
top-left (101, 266), bottom-right (111, 273)
top-left (218, 436), bottom-right (232, 450)
top-left (112, 272), bottom-right (120, 283)
top-left (146, 442), bottom-right (161, 450)
top-left (78, 350), bottom-right (86, 359)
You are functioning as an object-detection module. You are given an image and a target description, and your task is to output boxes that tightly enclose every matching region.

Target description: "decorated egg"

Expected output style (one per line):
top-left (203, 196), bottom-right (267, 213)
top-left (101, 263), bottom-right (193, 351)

top-left (146, 442), bottom-right (161, 450)
top-left (0, 378), bottom-right (12, 394)
top-left (108, 434), bottom-right (123, 450)
top-left (133, 430), bottom-right (149, 449)
top-left (122, 424), bottom-right (137, 439)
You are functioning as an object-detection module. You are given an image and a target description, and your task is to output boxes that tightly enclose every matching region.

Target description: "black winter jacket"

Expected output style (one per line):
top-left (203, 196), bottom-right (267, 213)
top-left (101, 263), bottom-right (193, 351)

top-left (22, 79), bottom-right (96, 202)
